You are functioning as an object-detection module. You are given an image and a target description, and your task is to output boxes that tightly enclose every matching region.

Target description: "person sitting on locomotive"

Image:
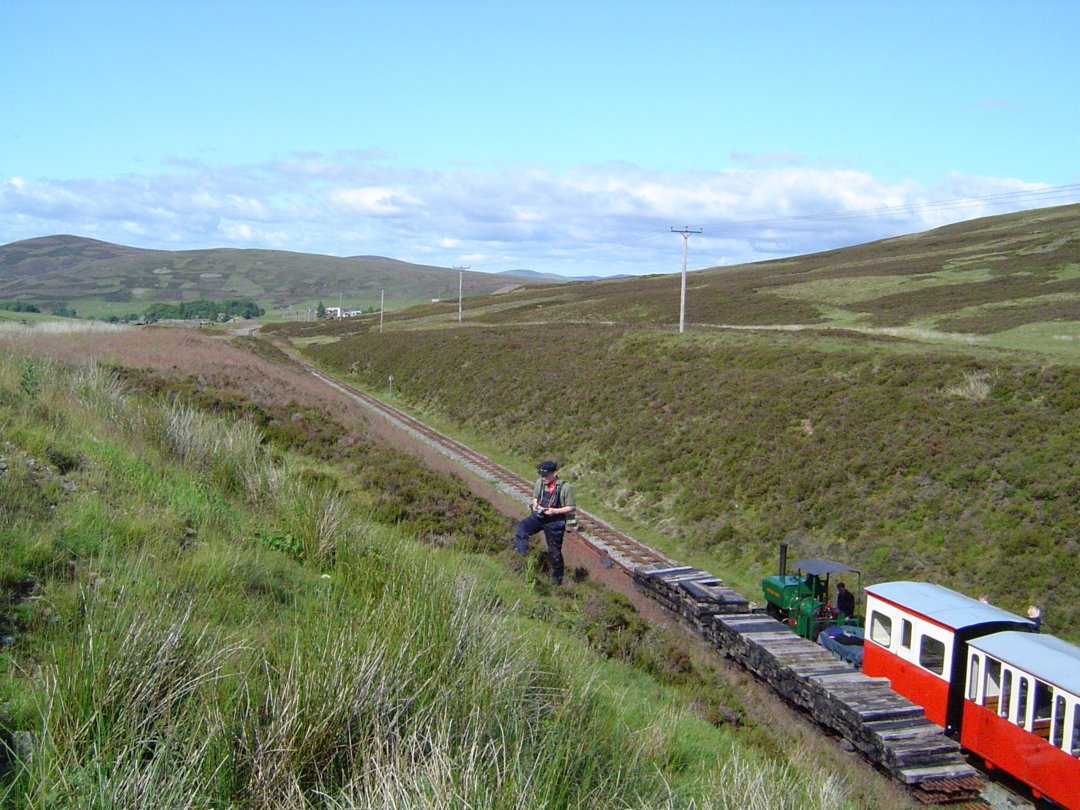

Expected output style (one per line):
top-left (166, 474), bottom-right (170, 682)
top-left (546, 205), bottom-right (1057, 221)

top-left (836, 581), bottom-right (856, 618)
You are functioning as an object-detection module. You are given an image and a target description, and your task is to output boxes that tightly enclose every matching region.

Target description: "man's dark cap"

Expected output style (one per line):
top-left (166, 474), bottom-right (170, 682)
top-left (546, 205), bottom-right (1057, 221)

top-left (537, 461), bottom-right (558, 474)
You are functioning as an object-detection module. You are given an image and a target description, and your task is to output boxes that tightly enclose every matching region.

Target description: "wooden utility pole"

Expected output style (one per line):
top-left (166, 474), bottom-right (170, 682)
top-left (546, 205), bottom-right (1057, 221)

top-left (453, 266), bottom-right (470, 322)
top-left (671, 226), bottom-right (702, 333)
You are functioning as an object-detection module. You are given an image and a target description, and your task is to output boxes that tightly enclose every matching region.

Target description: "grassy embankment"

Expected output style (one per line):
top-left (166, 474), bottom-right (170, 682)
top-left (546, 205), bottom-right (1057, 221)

top-left (0, 323), bottom-right (868, 809)
top-left (274, 315), bottom-right (1080, 639)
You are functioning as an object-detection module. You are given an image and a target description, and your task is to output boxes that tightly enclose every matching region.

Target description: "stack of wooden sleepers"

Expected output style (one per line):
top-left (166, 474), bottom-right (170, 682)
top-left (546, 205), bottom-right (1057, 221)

top-left (632, 563), bottom-right (984, 804)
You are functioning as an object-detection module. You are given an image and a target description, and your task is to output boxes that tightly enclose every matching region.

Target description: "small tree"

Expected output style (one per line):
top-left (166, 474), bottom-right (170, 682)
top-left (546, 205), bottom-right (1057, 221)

top-left (316, 301), bottom-right (327, 320)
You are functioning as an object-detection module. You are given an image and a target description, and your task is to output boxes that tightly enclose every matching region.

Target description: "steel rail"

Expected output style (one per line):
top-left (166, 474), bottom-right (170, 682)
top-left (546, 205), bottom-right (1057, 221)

top-left (274, 344), bottom-right (1025, 809)
top-left (294, 358), bottom-right (670, 568)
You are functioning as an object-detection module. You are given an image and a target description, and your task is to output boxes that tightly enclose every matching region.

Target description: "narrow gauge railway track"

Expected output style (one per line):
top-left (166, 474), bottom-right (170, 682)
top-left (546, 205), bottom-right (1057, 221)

top-left (282, 349), bottom-right (1022, 809)
top-left (298, 359), bottom-right (669, 568)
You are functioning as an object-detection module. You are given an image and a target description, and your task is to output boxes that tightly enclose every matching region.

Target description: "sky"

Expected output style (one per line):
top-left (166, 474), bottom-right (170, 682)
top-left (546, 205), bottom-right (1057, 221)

top-left (3, 1), bottom-right (1079, 278)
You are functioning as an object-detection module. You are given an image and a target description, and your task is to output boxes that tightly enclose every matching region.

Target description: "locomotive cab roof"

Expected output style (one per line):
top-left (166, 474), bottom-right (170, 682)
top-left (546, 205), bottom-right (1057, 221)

top-left (865, 581), bottom-right (1035, 632)
top-left (790, 558), bottom-right (861, 577)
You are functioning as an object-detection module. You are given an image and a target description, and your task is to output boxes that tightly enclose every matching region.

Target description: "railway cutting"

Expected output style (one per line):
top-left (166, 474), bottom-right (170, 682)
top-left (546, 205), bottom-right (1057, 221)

top-left (283, 349), bottom-right (1020, 808)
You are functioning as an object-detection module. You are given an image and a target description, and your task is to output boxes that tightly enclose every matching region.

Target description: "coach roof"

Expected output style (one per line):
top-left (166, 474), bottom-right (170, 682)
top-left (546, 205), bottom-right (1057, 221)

top-left (969, 631), bottom-right (1080, 696)
top-left (865, 581), bottom-right (1034, 632)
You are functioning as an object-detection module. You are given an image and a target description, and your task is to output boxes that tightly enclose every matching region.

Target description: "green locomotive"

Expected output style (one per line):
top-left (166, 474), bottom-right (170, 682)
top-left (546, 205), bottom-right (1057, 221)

top-left (761, 543), bottom-right (862, 641)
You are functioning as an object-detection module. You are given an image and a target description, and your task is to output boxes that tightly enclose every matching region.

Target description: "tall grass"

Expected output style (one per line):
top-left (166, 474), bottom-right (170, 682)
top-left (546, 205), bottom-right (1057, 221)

top-left (0, 344), bottom-right (856, 809)
top-left (940, 369), bottom-right (994, 400)
top-left (155, 401), bottom-right (271, 498)
top-left (5, 546), bottom-right (712, 809)
top-left (18, 595), bottom-right (241, 809)
top-left (276, 476), bottom-right (351, 565)
top-left (0, 321), bottom-right (130, 338)
top-left (70, 361), bottom-right (138, 430)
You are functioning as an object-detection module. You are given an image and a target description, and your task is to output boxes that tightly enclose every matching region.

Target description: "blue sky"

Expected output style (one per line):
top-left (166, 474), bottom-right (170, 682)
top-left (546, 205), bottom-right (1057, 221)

top-left (3, 1), bottom-right (1078, 277)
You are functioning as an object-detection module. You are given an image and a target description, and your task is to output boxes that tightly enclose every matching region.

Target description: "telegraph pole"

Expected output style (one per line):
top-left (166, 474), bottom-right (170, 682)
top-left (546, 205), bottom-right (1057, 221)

top-left (671, 226), bottom-right (702, 333)
top-left (453, 265), bottom-right (470, 322)
top-left (379, 289), bottom-right (384, 333)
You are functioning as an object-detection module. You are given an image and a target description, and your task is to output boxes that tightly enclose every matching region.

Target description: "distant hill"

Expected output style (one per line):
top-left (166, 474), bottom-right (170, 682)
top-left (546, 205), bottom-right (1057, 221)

top-left (0, 235), bottom-right (540, 317)
top-left (497, 269), bottom-right (628, 282)
top-left (5, 204), bottom-right (1077, 324)
top-left (444, 203), bottom-right (1080, 347)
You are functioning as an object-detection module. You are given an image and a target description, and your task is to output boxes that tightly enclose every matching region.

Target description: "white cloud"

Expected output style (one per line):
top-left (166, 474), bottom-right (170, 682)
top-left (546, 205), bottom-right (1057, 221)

top-left (220, 222), bottom-right (253, 241)
top-left (328, 186), bottom-right (422, 216)
top-left (1, 154), bottom-right (1074, 277)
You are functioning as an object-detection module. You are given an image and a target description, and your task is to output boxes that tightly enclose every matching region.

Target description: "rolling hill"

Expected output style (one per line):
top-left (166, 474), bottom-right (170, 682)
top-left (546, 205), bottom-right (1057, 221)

top-left (470, 203), bottom-right (1080, 347)
top-left (273, 203), bottom-right (1080, 357)
top-left (0, 235), bottom-right (547, 317)
top-left (6, 203), bottom-right (1076, 328)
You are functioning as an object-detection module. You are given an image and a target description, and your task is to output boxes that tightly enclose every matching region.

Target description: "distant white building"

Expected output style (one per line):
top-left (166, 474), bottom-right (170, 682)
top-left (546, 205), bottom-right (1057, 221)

top-left (324, 306), bottom-right (365, 319)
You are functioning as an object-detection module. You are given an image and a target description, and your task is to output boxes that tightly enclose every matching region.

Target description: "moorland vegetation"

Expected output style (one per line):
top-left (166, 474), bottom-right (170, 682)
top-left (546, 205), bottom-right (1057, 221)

top-left (1, 202), bottom-right (1076, 806)
top-left (0, 323), bottom-right (891, 809)
top-left (267, 203), bottom-right (1080, 636)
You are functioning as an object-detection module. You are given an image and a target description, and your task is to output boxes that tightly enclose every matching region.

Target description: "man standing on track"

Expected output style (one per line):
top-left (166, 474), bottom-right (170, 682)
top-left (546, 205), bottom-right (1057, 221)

top-left (514, 460), bottom-right (576, 585)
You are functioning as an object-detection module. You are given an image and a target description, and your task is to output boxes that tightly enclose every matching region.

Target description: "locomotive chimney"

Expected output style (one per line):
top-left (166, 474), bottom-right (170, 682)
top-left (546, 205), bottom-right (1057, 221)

top-left (779, 543), bottom-right (788, 580)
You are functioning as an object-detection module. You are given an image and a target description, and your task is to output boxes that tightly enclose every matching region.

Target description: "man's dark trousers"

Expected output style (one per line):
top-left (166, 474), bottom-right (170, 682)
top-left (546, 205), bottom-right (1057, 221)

top-left (514, 514), bottom-right (566, 584)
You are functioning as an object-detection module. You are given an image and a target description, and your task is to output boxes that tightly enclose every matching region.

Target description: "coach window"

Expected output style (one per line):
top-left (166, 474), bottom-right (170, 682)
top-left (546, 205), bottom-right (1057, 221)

top-left (967, 654), bottom-right (981, 701)
top-left (870, 611), bottom-right (892, 647)
top-left (1001, 670), bottom-right (1013, 720)
top-left (901, 619), bottom-right (913, 649)
top-left (983, 658), bottom-right (1002, 713)
top-left (1016, 675), bottom-right (1031, 728)
top-left (1033, 680), bottom-right (1052, 732)
top-left (1071, 702), bottom-right (1080, 757)
top-left (919, 634), bottom-right (946, 676)
top-left (1053, 695), bottom-right (1066, 747)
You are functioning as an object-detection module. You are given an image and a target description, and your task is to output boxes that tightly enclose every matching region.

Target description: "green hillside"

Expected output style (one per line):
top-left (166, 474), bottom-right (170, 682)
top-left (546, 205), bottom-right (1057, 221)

top-left (267, 203), bottom-right (1080, 637)
top-left (0, 329), bottom-right (882, 808)
top-left (0, 235), bottom-right (541, 319)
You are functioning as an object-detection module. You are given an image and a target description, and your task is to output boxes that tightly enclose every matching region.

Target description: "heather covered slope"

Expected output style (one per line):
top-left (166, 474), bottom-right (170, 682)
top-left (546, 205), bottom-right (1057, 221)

top-left (350, 203), bottom-right (1078, 356)
top-left (0, 235), bottom-right (536, 317)
top-left (0, 325), bottom-right (875, 808)
top-left (295, 324), bottom-right (1080, 635)
top-left (267, 204), bottom-right (1080, 639)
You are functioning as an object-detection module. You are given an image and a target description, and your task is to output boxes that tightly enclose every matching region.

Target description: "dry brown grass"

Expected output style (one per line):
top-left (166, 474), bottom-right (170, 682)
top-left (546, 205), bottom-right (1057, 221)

top-left (1, 324), bottom-right (375, 436)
